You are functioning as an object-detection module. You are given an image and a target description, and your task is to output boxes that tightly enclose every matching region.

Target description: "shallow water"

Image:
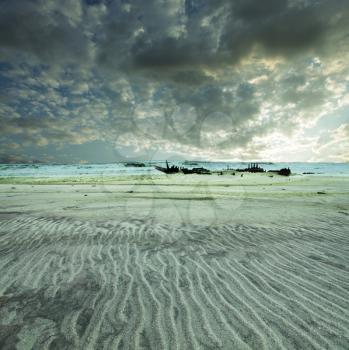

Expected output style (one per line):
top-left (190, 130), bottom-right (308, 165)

top-left (0, 161), bottom-right (348, 178)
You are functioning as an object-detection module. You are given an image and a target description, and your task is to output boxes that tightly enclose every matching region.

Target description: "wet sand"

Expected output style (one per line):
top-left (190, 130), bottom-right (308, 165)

top-left (0, 174), bottom-right (348, 349)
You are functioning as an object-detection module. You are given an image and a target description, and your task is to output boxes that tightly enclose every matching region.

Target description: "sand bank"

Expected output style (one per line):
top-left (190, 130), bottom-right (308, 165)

top-left (0, 174), bottom-right (348, 349)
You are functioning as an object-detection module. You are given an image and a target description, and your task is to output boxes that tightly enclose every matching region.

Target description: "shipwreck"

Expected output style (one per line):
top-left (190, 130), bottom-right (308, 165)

top-left (237, 163), bottom-right (265, 173)
top-left (155, 161), bottom-right (211, 175)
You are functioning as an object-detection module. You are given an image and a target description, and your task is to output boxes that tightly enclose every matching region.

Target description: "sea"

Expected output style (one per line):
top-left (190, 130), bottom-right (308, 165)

top-left (0, 162), bottom-right (349, 178)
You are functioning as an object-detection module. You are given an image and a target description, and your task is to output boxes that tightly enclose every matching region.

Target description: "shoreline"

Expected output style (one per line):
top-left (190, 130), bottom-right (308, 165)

top-left (1, 174), bottom-right (348, 225)
top-left (0, 171), bottom-right (344, 184)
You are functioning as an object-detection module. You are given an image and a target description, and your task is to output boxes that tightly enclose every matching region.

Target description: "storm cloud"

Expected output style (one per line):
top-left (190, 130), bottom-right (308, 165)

top-left (0, 0), bottom-right (348, 162)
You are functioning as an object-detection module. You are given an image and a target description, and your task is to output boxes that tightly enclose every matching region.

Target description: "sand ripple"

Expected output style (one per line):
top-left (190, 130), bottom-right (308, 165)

top-left (0, 216), bottom-right (348, 349)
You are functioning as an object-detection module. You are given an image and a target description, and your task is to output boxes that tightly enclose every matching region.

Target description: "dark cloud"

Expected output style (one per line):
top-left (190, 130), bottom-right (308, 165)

top-left (233, 0), bottom-right (288, 21)
top-left (0, 1), bottom-right (89, 65)
top-left (1, 0), bottom-right (347, 70)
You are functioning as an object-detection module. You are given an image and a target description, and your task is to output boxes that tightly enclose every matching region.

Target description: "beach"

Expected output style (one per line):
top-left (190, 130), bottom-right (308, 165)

top-left (0, 173), bottom-right (348, 349)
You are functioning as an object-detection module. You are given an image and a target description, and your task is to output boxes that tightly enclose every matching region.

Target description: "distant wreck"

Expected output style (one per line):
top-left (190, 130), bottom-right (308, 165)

top-left (155, 161), bottom-right (211, 175)
top-left (237, 163), bottom-right (265, 173)
top-left (237, 163), bottom-right (291, 176)
top-left (123, 162), bottom-right (146, 167)
top-left (183, 160), bottom-right (199, 166)
top-left (182, 167), bottom-right (211, 175)
top-left (268, 168), bottom-right (291, 176)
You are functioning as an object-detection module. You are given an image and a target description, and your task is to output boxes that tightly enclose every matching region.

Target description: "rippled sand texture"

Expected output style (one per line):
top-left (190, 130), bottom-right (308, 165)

top-left (0, 215), bottom-right (348, 350)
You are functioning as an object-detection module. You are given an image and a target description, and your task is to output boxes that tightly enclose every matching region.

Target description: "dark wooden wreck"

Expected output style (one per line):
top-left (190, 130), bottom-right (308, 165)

top-left (237, 163), bottom-right (265, 173)
top-left (123, 162), bottom-right (146, 167)
top-left (155, 161), bottom-right (180, 174)
top-left (155, 161), bottom-right (211, 175)
top-left (182, 167), bottom-right (211, 175)
top-left (268, 168), bottom-right (291, 176)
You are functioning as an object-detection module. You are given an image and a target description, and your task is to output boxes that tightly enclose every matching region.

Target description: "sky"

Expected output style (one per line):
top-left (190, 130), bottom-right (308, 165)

top-left (0, 0), bottom-right (348, 163)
